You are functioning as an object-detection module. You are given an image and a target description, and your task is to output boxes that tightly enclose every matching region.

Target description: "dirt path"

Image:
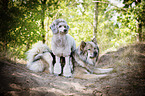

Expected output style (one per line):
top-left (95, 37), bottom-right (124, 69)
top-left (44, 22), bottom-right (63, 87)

top-left (0, 43), bottom-right (145, 96)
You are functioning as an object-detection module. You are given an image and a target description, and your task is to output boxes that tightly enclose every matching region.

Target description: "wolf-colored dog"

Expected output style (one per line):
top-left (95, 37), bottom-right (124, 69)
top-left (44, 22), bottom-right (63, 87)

top-left (26, 42), bottom-right (53, 73)
top-left (73, 38), bottom-right (113, 79)
top-left (50, 19), bottom-right (76, 77)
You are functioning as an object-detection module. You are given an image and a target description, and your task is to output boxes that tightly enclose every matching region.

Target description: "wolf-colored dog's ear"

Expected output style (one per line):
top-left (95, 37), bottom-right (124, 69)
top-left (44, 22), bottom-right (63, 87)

top-left (91, 38), bottom-right (97, 44)
top-left (80, 41), bottom-right (86, 51)
top-left (49, 23), bottom-right (58, 34)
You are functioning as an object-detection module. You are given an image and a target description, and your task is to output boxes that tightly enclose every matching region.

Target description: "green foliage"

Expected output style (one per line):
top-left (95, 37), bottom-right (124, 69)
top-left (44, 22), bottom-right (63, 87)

top-left (0, 0), bottom-right (144, 60)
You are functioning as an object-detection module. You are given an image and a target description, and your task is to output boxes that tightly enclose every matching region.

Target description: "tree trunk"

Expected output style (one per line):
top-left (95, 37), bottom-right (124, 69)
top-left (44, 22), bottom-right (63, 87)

top-left (45, 16), bottom-right (49, 45)
top-left (142, 4), bottom-right (145, 41)
top-left (41, 0), bottom-right (47, 44)
top-left (138, 19), bottom-right (142, 42)
top-left (42, 20), bottom-right (45, 43)
top-left (93, 2), bottom-right (99, 39)
top-left (1, 0), bottom-right (9, 51)
top-left (137, 3), bottom-right (145, 42)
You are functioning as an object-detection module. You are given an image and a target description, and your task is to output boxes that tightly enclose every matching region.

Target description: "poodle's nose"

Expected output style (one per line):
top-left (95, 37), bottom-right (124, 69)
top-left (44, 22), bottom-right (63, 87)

top-left (64, 29), bottom-right (67, 32)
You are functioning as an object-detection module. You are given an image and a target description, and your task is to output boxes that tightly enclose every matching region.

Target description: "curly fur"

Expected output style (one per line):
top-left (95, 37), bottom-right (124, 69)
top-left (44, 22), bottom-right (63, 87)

top-left (26, 41), bottom-right (53, 73)
top-left (50, 19), bottom-right (76, 77)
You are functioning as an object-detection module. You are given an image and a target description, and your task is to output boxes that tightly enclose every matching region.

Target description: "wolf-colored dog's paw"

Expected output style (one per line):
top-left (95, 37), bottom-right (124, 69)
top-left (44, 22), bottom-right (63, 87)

top-left (63, 65), bottom-right (72, 77)
top-left (54, 62), bottom-right (61, 75)
top-left (94, 68), bottom-right (113, 74)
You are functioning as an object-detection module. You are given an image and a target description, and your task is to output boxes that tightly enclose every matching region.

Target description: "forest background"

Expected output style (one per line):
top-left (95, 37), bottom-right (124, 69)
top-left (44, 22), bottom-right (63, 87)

top-left (0, 0), bottom-right (145, 61)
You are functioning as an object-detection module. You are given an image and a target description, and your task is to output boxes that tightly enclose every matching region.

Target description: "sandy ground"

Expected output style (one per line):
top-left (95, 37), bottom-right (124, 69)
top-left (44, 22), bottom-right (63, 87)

top-left (0, 43), bottom-right (145, 96)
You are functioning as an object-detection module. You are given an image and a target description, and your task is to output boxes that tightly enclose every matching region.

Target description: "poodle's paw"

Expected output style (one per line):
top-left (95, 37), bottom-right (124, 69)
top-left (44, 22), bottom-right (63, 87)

top-left (54, 62), bottom-right (61, 75)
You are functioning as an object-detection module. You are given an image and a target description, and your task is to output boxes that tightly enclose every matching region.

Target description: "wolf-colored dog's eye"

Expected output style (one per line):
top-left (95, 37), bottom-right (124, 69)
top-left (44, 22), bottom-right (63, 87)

top-left (64, 26), bottom-right (66, 28)
top-left (88, 49), bottom-right (91, 50)
top-left (59, 25), bottom-right (62, 28)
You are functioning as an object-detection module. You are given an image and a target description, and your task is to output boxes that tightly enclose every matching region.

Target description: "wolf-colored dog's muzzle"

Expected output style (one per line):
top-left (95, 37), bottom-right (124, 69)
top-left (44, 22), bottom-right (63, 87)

top-left (90, 51), bottom-right (98, 58)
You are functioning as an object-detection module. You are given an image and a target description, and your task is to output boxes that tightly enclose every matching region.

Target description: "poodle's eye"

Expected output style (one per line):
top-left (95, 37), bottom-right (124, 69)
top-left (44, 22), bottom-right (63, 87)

top-left (59, 25), bottom-right (62, 28)
top-left (64, 26), bottom-right (66, 28)
top-left (88, 49), bottom-right (91, 51)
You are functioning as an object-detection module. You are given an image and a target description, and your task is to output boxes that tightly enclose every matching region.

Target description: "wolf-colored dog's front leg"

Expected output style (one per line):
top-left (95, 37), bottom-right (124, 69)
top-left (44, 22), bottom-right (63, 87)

top-left (54, 56), bottom-right (61, 75)
top-left (63, 56), bottom-right (72, 77)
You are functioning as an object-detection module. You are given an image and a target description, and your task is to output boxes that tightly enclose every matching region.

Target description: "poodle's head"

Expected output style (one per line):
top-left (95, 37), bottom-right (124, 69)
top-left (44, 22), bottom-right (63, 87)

top-left (50, 19), bottom-right (69, 34)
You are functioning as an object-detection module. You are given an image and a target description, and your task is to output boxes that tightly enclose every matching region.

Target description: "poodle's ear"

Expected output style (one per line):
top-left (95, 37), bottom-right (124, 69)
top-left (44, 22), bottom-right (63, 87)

top-left (80, 41), bottom-right (86, 51)
top-left (49, 23), bottom-right (58, 34)
top-left (91, 38), bottom-right (97, 44)
top-left (67, 25), bottom-right (69, 30)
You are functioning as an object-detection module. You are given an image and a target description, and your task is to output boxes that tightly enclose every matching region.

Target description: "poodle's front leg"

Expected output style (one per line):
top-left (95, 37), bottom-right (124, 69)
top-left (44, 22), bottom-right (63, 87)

top-left (63, 56), bottom-right (72, 77)
top-left (54, 56), bottom-right (61, 75)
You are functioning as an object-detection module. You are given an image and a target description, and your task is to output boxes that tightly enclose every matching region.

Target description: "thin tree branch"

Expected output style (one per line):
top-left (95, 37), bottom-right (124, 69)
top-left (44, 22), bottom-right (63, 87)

top-left (92, 1), bottom-right (127, 11)
top-left (92, 1), bottom-right (109, 4)
top-left (93, 2), bottom-right (98, 39)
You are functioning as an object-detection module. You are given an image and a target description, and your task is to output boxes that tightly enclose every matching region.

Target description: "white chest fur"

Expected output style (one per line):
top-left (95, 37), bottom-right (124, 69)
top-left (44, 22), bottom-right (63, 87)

top-left (51, 34), bottom-right (76, 57)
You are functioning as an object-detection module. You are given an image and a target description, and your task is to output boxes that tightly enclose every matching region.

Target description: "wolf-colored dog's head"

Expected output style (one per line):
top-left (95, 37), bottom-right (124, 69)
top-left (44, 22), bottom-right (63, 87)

top-left (79, 38), bottom-right (99, 65)
top-left (50, 19), bottom-right (69, 34)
